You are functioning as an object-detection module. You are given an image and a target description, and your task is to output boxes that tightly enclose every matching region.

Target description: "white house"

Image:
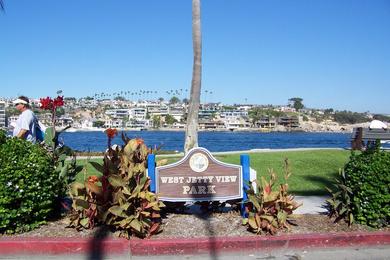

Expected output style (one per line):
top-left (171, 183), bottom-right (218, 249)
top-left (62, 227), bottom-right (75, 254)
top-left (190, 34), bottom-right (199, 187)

top-left (129, 107), bottom-right (147, 121)
top-left (105, 109), bottom-right (130, 119)
top-left (104, 119), bottom-right (123, 128)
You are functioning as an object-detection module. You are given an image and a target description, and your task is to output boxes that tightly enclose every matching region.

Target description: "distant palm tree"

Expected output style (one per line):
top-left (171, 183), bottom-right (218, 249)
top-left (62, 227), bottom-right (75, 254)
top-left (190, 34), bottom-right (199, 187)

top-left (204, 90), bottom-right (209, 103)
top-left (184, 0), bottom-right (202, 153)
top-left (209, 91), bottom-right (213, 102)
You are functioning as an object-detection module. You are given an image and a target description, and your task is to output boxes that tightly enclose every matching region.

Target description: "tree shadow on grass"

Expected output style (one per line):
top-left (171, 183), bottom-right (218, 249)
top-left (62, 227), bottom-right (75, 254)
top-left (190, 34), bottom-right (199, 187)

top-left (289, 175), bottom-right (337, 196)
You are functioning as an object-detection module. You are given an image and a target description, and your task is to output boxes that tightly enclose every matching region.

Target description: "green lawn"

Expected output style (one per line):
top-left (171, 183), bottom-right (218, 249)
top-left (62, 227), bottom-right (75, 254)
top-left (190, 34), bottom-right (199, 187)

top-left (214, 150), bottom-right (351, 196)
top-left (72, 149), bottom-right (352, 196)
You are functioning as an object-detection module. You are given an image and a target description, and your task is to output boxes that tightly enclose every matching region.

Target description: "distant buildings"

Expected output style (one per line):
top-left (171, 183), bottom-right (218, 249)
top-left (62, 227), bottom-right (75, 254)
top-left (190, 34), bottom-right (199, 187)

top-left (254, 117), bottom-right (277, 130)
top-left (0, 95), bottom-right (348, 132)
top-left (105, 108), bottom-right (130, 119)
top-left (94, 100), bottom-right (302, 131)
top-left (278, 116), bottom-right (300, 128)
top-left (0, 101), bottom-right (6, 129)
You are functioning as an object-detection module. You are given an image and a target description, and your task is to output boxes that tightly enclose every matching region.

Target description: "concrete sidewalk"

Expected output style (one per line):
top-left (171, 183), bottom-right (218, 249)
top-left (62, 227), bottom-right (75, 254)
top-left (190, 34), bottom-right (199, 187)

top-left (4, 246), bottom-right (388, 260)
top-left (294, 196), bottom-right (328, 214)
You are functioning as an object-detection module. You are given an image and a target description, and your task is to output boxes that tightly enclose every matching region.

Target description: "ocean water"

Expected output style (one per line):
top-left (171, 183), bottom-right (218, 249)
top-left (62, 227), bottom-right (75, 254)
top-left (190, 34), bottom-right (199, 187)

top-left (60, 131), bottom-right (351, 152)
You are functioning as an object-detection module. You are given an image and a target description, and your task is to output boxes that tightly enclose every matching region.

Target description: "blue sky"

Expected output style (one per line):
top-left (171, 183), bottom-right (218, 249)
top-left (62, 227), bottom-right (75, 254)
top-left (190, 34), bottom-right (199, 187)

top-left (1, 0), bottom-right (389, 113)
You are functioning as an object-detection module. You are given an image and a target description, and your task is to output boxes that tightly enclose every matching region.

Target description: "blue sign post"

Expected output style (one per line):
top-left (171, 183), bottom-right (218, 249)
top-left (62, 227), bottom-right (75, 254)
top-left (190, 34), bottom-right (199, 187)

top-left (147, 154), bottom-right (156, 193)
top-left (240, 154), bottom-right (250, 218)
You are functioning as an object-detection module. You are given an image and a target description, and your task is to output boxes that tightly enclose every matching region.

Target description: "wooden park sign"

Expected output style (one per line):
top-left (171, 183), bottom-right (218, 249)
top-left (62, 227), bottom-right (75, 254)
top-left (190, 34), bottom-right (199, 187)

top-left (147, 147), bottom-right (250, 203)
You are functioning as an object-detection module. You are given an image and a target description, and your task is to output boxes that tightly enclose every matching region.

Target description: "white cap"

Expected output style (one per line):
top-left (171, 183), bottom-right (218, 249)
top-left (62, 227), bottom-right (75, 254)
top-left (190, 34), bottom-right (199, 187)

top-left (12, 98), bottom-right (29, 105)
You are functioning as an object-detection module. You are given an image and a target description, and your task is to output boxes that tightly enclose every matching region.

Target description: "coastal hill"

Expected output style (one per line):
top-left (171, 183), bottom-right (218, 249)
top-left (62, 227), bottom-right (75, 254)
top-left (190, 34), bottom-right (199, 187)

top-left (2, 97), bottom-right (389, 133)
top-left (299, 120), bottom-right (372, 133)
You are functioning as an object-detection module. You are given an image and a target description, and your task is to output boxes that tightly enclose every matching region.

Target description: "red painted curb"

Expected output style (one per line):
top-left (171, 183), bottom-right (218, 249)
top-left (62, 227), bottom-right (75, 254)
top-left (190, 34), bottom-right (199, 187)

top-left (0, 237), bottom-right (129, 255)
top-left (129, 232), bottom-right (390, 255)
top-left (0, 232), bottom-right (389, 256)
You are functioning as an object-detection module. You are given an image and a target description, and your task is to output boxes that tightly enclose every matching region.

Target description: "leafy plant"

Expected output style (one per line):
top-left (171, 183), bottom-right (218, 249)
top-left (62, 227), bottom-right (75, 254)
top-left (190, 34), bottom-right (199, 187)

top-left (326, 169), bottom-right (354, 225)
top-left (0, 133), bottom-right (60, 234)
top-left (39, 95), bottom-right (77, 197)
top-left (243, 159), bottom-right (301, 235)
top-left (67, 129), bottom-right (165, 238)
top-left (39, 95), bottom-right (65, 149)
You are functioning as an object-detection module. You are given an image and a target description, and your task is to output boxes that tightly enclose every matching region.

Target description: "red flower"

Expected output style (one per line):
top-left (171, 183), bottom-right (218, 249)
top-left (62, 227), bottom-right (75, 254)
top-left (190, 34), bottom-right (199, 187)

top-left (87, 175), bottom-right (99, 184)
top-left (136, 138), bottom-right (144, 145)
top-left (53, 96), bottom-right (64, 107)
top-left (105, 128), bottom-right (118, 139)
top-left (264, 185), bottom-right (271, 195)
top-left (39, 96), bottom-right (64, 110)
top-left (39, 97), bottom-right (53, 110)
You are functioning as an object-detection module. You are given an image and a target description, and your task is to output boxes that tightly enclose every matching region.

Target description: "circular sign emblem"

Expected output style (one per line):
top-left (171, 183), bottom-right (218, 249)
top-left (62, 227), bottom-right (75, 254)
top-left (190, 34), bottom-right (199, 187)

top-left (189, 153), bottom-right (209, 173)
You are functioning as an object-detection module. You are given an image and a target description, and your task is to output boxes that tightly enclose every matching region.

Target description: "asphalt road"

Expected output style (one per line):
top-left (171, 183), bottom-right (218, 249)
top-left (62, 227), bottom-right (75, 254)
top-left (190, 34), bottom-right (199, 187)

top-left (1, 246), bottom-right (389, 260)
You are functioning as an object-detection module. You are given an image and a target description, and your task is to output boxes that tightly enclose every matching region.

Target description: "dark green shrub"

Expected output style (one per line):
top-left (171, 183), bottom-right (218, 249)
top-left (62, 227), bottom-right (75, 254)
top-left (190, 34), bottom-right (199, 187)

top-left (333, 111), bottom-right (369, 124)
top-left (0, 136), bottom-right (61, 234)
top-left (342, 149), bottom-right (389, 227)
top-left (0, 130), bottom-right (6, 145)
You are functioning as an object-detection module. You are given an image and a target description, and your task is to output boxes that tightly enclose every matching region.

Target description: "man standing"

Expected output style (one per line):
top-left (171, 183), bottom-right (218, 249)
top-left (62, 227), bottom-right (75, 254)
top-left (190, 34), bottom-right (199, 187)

top-left (12, 96), bottom-right (38, 143)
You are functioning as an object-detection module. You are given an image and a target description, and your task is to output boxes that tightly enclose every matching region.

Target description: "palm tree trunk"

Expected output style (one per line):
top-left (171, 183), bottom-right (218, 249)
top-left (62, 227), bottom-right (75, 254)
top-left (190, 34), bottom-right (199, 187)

top-left (184, 0), bottom-right (202, 153)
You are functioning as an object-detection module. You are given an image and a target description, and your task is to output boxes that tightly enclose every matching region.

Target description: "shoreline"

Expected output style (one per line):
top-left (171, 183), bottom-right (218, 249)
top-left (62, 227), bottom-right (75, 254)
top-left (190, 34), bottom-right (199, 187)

top-left (65, 127), bottom-right (353, 134)
top-left (70, 147), bottom-right (347, 160)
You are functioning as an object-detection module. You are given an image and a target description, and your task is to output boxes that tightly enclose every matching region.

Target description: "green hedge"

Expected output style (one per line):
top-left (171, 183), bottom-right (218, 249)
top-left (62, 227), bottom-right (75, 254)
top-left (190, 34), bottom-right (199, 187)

top-left (0, 132), bottom-right (62, 234)
top-left (344, 149), bottom-right (390, 227)
top-left (0, 130), bottom-right (6, 145)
